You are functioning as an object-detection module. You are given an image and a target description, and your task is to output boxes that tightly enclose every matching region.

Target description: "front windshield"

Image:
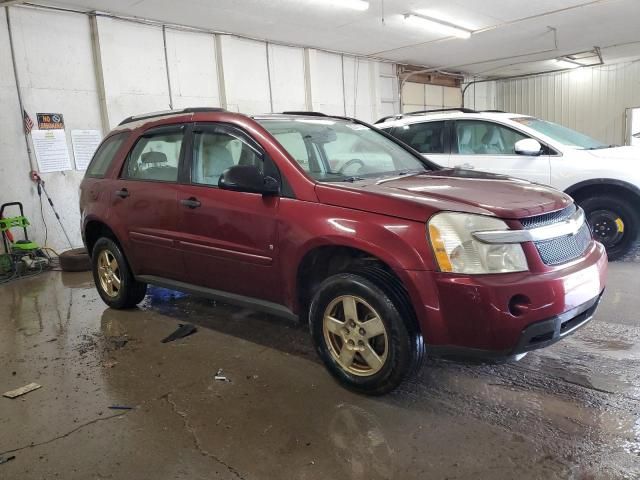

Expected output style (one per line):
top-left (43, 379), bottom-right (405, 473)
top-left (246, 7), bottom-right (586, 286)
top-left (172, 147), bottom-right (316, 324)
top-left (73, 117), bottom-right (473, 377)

top-left (512, 117), bottom-right (608, 150)
top-left (258, 118), bottom-right (429, 181)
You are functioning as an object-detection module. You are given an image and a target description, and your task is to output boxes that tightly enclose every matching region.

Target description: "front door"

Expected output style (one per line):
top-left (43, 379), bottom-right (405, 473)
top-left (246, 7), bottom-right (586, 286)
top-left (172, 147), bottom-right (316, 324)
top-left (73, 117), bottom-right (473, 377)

top-left (108, 125), bottom-right (186, 280)
top-left (449, 119), bottom-right (551, 185)
top-left (176, 123), bottom-right (281, 303)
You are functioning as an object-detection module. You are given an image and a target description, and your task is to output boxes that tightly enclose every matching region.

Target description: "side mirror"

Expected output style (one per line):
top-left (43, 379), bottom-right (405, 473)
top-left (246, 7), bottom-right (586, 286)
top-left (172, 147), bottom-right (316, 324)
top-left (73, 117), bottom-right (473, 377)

top-left (218, 165), bottom-right (280, 195)
top-left (514, 138), bottom-right (542, 156)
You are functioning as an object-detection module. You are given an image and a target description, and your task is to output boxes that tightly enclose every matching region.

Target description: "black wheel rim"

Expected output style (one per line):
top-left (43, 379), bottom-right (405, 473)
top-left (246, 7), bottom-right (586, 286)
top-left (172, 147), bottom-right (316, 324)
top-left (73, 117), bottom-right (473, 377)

top-left (588, 209), bottom-right (625, 248)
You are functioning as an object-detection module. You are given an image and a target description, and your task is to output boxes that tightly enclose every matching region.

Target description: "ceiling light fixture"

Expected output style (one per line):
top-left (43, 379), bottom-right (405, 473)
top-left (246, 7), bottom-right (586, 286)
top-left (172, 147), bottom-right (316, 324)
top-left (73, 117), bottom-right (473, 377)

top-left (312, 0), bottom-right (370, 11)
top-left (404, 13), bottom-right (472, 39)
top-left (554, 59), bottom-right (581, 69)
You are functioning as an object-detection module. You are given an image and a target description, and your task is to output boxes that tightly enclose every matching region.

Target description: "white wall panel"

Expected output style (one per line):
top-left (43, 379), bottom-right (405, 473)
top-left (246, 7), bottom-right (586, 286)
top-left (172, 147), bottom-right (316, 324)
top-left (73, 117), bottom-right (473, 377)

top-left (268, 44), bottom-right (305, 113)
top-left (8, 8), bottom-right (102, 248)
top-left (463, 81), bottom-right (497, 111)
top-left (493, 61), bottom-right (640, 145)
top-left (308, 50), bottom-right (345, 116)
top-left (0, 9), bottom-right (43, 248)
top-left (97, 17), bottom-right (170, 128)
top-left (343, 57), bottom-right (377, 123)
top-left (165, 29), bottom-right (220, 109)
top-left (221, 36), bottom-right (270, 114)
top-left (0, 6), bottom-right (400, 251)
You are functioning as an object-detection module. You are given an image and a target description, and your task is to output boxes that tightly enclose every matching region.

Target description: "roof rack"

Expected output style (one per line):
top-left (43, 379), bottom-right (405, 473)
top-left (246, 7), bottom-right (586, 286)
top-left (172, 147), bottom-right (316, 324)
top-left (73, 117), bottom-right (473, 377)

top-left (374, 107), bottom-right (478, 124)
top-left (118, 107), bottom-right (227, 126)
top-left (406, 108), bottom-right (478, 115)
top-left (481, 109), bottom-right (506, 113)
top-left (281, 111), bottom-right (328, 117)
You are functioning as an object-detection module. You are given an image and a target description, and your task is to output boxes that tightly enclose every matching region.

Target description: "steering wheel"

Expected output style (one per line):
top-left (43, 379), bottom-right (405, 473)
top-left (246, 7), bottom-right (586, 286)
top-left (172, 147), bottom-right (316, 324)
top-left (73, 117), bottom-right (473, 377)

top-left (338, 158), bottom-right (365, 176)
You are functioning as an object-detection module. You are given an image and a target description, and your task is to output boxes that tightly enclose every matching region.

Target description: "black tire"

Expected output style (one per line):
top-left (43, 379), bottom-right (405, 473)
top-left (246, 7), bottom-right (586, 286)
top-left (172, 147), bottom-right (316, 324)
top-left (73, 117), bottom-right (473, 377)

top-left (91, 237), bottom-right (147, 309)
top-left (578, 194), bottom-right (638, 261)
top-left (59, 247), bottom-right (91, 272)
top-left (309, 269), bottom-right (424, 395)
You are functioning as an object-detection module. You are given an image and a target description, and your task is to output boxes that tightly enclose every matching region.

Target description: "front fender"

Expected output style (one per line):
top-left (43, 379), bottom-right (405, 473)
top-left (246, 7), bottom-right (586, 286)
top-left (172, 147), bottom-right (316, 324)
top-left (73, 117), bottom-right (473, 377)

top-left (277, 199), bottom-right (436, 312)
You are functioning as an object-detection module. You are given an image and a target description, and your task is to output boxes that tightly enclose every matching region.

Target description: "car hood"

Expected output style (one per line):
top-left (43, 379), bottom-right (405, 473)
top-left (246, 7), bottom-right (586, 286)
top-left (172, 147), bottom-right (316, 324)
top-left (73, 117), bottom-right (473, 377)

top-left (584, 145), bottom-right (640, 161)
top-left (315, 169), bottom-right (572, 222)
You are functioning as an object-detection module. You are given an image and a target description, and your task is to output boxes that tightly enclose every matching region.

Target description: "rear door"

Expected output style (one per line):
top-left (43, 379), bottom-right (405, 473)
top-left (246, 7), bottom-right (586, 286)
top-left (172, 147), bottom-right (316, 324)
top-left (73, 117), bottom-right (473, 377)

top-left (449, 119), bottom-right (551, 184)
top-left (389, 120), bottom-right (449, 167)
top-left (175, 123), bottom-right (281, 303)
top-left (108, 125), bottom-right (186, 279)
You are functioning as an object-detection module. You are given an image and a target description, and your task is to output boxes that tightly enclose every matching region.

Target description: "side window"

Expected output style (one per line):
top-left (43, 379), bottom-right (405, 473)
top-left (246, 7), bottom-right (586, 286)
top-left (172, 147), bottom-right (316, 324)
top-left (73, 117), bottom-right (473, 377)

top-left (272, 131), bottom-right (310, 170)
top-left (123, 130), bottom-right (183, 182)
top-left (394, 121), bottom-right (445, 154)
top-left (85, 133), bottom-right (127, 177)
top-left (455, 120), bottom-right (528, 155)
top-left (192, 130), bottom-right (263, 187)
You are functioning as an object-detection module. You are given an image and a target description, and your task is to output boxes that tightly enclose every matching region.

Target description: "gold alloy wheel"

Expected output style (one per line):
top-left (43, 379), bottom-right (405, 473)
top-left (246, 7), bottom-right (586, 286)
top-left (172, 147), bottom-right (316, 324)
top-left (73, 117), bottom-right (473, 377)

top-left (322, 295), bottom-right (389, 377)
top-left (97, 250), bottom-right (121, 298)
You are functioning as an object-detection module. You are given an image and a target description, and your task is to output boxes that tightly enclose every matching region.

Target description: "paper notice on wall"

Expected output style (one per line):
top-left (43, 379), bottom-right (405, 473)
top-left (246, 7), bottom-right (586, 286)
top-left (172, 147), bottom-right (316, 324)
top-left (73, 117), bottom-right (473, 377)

top-left (32, 129), bottom-right (72, 173)
top-left (71, 130), bottom-right (102, 170)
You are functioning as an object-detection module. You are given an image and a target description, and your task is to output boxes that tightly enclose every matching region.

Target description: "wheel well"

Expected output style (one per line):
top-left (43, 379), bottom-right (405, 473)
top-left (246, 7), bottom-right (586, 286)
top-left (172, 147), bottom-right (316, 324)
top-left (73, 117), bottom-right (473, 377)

top-left (84, 221), bottom-right (119, 257)
top-left (568, 182), bottom-right (640, 206)
top-left (296, 246), bottom-right (415, 322)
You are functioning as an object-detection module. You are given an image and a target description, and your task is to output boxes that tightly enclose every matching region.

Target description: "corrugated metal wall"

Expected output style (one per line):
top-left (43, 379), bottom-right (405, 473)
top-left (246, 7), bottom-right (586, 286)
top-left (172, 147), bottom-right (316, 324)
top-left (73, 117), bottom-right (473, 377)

top-left (494, 60), bottom-right (640, 145)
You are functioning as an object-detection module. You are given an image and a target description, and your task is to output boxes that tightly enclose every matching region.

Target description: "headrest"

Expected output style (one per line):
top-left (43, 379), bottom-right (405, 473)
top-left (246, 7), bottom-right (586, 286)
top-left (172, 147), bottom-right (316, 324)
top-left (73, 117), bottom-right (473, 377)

top-left (483, 128), bottom-right (501, 144)
top-left (141, 151), bottom-right (168, 164)
top-left (459, 126), bottom-right (472, 144)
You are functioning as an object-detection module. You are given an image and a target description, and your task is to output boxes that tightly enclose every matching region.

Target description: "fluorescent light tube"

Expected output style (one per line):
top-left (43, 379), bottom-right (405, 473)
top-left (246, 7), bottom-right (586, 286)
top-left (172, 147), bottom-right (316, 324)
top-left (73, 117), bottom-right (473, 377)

top-left (311, 0), bottom-right (369, 11)
top-left (404, 14), bottom-right (472, 39)
top-left (554, 59), bottom-right (580, 69)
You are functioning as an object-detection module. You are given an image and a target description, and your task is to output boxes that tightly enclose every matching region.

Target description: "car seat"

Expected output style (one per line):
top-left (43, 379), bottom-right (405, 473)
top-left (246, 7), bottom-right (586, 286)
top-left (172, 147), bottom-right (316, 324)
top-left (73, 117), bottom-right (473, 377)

top-left (481, 127), bottom-right (505, 154)
top-left (202, 145), bottom-right (235, 185)
top-left (457, 126), bottom-right (475, 154)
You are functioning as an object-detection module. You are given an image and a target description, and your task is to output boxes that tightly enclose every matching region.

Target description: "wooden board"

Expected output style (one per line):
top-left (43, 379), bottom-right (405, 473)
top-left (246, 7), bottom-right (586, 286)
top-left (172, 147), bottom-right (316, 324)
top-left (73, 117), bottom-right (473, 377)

top-left (3, 382), bottom-right (42, 398)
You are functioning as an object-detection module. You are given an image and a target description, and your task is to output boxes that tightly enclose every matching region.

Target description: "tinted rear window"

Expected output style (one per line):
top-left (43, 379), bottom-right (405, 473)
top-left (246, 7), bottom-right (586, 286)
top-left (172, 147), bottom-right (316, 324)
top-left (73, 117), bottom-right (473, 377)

top-left (85, 133), bottom-right (128, 177)
top-left (393, 121), bottom-right (445, 154)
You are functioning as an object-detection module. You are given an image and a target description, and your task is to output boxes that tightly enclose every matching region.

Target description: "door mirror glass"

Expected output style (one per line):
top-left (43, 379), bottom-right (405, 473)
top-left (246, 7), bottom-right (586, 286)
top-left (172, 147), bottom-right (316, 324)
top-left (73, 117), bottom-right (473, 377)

top-left (219, 165), bottom-right (279, 195)
top-left (514, 138), bottom-right (542, 156)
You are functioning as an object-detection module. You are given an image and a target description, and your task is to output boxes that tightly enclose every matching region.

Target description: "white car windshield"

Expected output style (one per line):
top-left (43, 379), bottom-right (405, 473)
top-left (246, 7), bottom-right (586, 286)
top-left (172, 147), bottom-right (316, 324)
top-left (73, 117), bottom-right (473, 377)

top-left (258, 117), bottom-right (429, 182)
top-left (512, 117), bottom-right (609, 150)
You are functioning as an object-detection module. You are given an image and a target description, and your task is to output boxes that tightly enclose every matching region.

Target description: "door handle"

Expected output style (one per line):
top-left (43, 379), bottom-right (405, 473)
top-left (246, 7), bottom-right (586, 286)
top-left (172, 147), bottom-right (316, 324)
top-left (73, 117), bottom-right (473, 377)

top-left (455, 163), bottom-right (475, 170)
top-left (180, 197), bottom-right (201, 209)
top-left (115, 188), bottom-right (129, 198)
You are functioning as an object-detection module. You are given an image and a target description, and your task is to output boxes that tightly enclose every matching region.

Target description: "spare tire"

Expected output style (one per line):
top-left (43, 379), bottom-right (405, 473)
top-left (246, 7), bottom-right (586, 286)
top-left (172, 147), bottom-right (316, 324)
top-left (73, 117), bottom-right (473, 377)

top-left (59, 247), bottom-right (91, 272)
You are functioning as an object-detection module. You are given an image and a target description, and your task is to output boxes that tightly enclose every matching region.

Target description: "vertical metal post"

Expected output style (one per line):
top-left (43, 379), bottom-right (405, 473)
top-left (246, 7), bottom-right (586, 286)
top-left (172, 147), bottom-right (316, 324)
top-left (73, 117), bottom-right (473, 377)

top-left (6, 7), bottom-right (35, 171)
top-left (214, 34), bottom-right (227, 109)
top-left (303, 48), bottom-right (313, 111)
top-left (89, 12), bottom-right (110, 133)
top-left (341, 54), bottom-right (347, 116)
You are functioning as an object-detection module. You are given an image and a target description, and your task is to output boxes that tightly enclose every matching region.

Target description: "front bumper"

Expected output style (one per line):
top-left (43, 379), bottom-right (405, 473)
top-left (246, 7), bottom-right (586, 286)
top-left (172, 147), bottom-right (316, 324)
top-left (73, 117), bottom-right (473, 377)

top-left (511, 292), bottom-right (601, 355)
top-left (403, 241), bottom-right (607, 356)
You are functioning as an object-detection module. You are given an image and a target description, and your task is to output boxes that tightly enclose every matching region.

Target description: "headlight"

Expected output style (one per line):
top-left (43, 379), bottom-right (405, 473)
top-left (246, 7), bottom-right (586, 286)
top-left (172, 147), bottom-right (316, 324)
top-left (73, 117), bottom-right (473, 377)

top-left (428, 212), bottom-right (528, 274)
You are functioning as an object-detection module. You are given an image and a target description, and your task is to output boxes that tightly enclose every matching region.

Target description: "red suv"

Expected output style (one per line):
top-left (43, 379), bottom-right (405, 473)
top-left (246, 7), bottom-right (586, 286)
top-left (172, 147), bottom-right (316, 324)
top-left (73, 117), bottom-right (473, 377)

top-left (80, 108), bottom-right (607, 394)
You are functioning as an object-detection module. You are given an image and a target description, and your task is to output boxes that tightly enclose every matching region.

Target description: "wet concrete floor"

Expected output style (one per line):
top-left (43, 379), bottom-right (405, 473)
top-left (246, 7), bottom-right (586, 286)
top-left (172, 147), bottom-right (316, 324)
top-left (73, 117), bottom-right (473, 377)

top-left (1, 261), bottom-right (639, 479)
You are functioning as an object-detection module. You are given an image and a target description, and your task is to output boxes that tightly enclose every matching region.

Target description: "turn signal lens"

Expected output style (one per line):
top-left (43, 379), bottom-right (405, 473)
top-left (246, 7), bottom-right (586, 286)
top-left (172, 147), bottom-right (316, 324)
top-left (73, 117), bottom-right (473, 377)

top-left (428, 224), bottom-right (453, 272)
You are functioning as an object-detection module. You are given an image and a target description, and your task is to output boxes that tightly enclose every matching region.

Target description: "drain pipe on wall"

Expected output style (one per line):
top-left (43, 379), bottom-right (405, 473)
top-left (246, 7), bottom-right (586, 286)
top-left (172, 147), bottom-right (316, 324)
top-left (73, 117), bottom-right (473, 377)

top-left (6, 7), bottom-right (35, 171)
top-left (162, 25), bottom-right (174, 110)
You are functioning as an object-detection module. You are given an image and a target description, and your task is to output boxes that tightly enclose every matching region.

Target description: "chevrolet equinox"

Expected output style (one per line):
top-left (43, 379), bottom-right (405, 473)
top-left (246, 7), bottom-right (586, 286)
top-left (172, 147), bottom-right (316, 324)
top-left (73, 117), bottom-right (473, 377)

top-left (80, 108), bottom-right (607, 395)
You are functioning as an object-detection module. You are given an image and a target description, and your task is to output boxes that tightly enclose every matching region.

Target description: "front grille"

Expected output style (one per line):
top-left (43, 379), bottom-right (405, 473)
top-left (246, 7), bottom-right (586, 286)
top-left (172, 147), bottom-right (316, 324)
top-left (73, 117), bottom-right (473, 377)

top-left (520, 204), bottom-right (592, 266)
top-left (520, 204), bottom-right (577, 229)
top-left (534, 222), bottom-right (592, 265)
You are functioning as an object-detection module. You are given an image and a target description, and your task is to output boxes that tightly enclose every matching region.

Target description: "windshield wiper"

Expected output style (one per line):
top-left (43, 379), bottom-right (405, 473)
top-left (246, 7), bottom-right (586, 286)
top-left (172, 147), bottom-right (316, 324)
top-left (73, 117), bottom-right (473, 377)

top-left (341, 176), bottom-right (366, 182)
